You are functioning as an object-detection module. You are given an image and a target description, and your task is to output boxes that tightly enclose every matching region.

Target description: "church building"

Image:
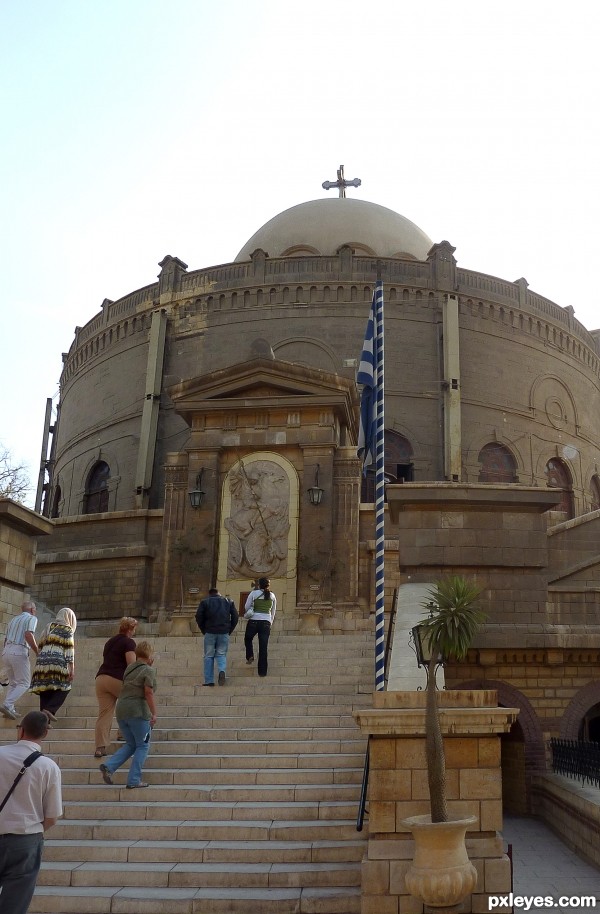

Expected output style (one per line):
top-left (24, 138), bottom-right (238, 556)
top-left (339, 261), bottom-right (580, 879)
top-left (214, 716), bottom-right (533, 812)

top-left (32, 176), bottom-right (600, 796)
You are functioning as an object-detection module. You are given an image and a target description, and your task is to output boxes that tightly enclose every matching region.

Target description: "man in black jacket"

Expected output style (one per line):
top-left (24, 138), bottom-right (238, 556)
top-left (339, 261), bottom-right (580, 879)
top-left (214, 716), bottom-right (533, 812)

top-left (195, 588), bottom-right (238, 686)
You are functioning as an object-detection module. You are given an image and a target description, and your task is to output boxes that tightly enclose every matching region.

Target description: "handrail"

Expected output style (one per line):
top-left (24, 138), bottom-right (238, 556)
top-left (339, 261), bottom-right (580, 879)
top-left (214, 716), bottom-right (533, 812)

top-left (357, 588), bottom-right (398, 831)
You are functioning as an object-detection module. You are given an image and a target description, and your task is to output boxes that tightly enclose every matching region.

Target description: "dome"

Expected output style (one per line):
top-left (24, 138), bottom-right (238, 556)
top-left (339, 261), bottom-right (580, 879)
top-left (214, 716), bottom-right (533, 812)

top-left (234, 198), bottom-right (433, 262)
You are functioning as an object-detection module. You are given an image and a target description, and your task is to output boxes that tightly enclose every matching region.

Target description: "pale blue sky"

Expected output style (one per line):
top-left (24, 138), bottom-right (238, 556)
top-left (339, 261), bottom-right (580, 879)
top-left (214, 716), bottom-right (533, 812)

top-left (2, 0), bottom-right (599, 505)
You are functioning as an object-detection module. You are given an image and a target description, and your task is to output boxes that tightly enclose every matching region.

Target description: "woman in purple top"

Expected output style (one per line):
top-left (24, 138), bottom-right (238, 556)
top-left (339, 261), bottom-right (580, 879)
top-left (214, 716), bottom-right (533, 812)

top-left (94, 616), bottom-right (137, 757)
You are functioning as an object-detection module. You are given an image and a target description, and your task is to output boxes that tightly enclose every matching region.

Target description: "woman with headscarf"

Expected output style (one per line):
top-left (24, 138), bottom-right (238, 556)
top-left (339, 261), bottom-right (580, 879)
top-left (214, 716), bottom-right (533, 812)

top-left (30, 607), bottom-right (77, 722)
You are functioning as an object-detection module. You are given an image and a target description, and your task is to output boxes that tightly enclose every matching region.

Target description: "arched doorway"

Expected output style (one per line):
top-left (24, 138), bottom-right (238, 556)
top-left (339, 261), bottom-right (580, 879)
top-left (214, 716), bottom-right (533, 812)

top-left (579, 701), bottom-right (600, 742)
top-left (501, 719), bottom-right (527, 814)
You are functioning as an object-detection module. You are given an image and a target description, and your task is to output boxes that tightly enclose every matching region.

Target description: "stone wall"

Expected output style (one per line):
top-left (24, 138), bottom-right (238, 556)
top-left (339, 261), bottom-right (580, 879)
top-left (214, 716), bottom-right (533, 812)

top-left (387, 483), bottom-right (561, 633)
top-left (33, 510), bottom-right (163, 621)
top-left (531, 773), bottom-right (600, 869)
top-left (0, 498), bottom-right (53, 636)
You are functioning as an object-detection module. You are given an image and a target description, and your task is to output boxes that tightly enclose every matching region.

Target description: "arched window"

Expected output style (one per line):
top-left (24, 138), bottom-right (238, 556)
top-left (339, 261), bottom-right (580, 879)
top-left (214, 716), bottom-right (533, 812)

top-left (361, 431), bottom-right (413, 503)
top-left (591, 475), bottom-right (600, 512)
top-left (545, 457), bottom-right (574, 518)
top-left (477, 443), bottom-right (518, 483)
top-left (84, 461), bottom-right (110, 514)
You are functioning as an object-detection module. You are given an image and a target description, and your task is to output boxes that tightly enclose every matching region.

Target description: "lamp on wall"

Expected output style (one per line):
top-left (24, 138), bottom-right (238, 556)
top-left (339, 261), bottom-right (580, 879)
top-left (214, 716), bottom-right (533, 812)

top-left (188, 468), bottom-right (206, 509)
top-left (409, 600), bottom-right (443, 688)
top-left (307, 464), bottom-right (325, 506)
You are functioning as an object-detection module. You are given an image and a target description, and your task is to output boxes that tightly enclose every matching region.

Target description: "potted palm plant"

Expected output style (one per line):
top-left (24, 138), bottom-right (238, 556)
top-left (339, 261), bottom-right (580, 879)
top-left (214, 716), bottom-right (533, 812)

top-left (402, 575), bottom-right (486, 908)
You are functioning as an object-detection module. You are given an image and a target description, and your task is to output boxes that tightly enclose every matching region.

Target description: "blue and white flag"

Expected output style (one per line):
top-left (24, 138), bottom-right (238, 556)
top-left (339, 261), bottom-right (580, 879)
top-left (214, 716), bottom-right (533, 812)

top-left (357, 284), bottom-right (380, 473)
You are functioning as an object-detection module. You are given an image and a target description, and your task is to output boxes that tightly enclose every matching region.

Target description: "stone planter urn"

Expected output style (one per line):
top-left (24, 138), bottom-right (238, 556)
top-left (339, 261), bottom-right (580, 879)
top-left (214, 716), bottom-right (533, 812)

top-left (401, 814), bottom-right (477, 908)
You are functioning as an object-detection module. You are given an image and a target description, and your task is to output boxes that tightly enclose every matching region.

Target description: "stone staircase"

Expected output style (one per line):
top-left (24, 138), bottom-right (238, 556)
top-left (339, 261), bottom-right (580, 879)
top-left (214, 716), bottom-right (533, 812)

top-left (0, 621), bottom-right (374, 913)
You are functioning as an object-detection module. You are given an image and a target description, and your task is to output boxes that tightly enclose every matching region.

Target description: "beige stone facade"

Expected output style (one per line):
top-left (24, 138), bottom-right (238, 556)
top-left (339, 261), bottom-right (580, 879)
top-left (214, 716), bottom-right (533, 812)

top-left (31, 196), bottom-right (600, 810)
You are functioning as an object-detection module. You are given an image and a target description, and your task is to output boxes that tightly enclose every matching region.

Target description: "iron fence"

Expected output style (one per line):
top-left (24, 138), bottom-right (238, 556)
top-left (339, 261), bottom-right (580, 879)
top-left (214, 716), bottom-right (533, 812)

top-left (549, 738), bottom-right (600, 787)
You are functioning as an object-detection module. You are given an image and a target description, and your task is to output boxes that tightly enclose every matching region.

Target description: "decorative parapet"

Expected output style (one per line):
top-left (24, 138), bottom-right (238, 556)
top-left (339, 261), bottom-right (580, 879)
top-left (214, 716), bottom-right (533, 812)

top-left (61, 252), bottom-right (599, 381)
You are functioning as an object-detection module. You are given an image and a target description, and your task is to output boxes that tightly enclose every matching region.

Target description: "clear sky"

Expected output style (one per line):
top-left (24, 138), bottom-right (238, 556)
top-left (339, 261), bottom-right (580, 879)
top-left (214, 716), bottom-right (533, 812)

top-left (1, 0), bottom-right (599, 506)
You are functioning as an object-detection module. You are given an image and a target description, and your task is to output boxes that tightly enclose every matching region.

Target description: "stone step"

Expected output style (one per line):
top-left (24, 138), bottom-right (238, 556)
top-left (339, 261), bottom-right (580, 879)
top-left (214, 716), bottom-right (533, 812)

top-left (28, 713), bottom-right (360, 730)
top-left (63, 783), bottom-right (360, 802)
top-left (74, 632), bottom-right (372, 647)
top-left (39, 859), bottom-right (361, 888)
top-left (58, 766), bottom-right (364, 785)
top-left (0, 699), bottom-right (369, 724)
top-left (51, 751), bottom-right (366, 770)
top-left (52, 818), bottom-right (360, 842)
top-left (22, 625), bottom-right (373, 913)
top-left (43, 737), bottom-right (364, 756)
top-left (8, 684), bottom-right (370, 704)
top-left (29, 884), bottom-right (361, 914)
top-left (70, 652), bottom-right (373, 668)
top-left (43, 838), bottom-right (366, 864)
top-left (31, 724), bottom-right (362, 742)
top-left (62, 799), bottom-right (358, 822)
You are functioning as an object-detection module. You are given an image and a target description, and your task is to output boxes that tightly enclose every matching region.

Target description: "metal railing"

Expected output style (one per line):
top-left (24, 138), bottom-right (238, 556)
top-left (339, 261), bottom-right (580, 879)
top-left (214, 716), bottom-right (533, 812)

top-left (356, 589), bottom-right (398, 831)
top-left (549, 738), bottom-right (600, 787)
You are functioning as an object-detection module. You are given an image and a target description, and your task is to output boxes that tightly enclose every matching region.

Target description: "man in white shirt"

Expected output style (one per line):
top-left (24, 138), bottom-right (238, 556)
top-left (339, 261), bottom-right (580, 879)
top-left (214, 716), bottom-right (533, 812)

top-left (0, 711), bottom-right (62, 914)
top-left (1, 601), bottom-right (39, 720)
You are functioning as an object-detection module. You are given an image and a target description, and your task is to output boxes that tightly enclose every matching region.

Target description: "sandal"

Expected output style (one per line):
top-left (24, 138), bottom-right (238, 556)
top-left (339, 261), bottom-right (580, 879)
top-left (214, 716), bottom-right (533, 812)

top-left (94, 748), bottom-right (105, 758)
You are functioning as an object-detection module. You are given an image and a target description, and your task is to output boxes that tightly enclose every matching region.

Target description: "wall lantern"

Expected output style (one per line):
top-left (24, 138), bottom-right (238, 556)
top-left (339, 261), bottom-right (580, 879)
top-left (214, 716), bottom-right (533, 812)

top-left (188, 468), bottom-right (206, 509)
top-left (307, 464), bottom-right (325, 506)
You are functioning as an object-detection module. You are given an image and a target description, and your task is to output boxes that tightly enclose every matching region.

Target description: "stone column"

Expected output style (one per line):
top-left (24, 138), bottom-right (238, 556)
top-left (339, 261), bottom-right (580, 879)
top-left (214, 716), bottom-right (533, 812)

top-left (332, 446), bottom-right (362, 607)
top-left (442, 293), bottom-right (462, 482)
top-left (297, 446), bottom-right (335, 633)
top-left (354, 690), bottom-right (518, 914)
top-left (158, 455), bottom-right (188, 634)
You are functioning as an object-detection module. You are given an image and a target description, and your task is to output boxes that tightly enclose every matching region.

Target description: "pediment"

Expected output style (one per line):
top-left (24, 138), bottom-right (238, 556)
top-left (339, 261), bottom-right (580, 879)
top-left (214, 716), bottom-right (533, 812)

top-left (168, 357), bottom-right (359, 432)
top-left (169, 357), bottom-right (356, 404)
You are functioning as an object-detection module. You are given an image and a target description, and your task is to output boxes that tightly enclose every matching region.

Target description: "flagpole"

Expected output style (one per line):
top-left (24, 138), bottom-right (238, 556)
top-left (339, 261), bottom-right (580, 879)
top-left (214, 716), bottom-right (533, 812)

top-left (373, 276), bottom-right (386, 691)
top-left (356, 272), bottom-right (386, 691)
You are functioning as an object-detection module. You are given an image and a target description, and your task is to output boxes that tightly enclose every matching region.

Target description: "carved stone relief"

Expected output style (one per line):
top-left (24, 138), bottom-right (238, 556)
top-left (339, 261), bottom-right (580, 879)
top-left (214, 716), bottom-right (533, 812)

top-left (224, 460), bottom-right (290, 578)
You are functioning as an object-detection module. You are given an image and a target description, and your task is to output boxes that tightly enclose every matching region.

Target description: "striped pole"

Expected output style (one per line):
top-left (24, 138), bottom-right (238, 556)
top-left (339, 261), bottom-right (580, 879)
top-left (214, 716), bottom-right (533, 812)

top-left (373, 280), bottom-right (386, 691)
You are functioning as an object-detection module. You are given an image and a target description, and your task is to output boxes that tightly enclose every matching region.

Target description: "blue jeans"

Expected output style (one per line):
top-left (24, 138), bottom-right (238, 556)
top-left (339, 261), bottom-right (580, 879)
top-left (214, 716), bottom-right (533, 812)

top-left (244, 620), bottom-right (271, 677)
top-left (203, 633), bottom-right (229, 684)
top-left (0, 831), bottom-right (44, 914)
top-left (104, 717), bottom-right (151, 787)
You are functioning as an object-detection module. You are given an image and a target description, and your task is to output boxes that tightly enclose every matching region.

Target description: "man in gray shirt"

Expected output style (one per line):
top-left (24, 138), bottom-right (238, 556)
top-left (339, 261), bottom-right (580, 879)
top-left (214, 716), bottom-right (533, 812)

top-left (1, 601), bottom-right (39, 720)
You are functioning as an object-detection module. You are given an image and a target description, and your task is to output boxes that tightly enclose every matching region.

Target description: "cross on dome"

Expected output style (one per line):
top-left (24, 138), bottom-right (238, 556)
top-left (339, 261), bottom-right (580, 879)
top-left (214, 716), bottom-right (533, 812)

top-left (322, 165), bottom-right (361, 198)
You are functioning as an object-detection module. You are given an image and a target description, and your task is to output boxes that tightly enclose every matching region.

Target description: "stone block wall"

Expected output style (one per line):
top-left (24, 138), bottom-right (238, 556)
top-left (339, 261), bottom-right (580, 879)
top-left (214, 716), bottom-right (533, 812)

top-left (451, 649), bottom-right (600, 740)
top-left (34, 510), bottom-right (163, 621)
top-left (0, 499), bottom-right (53, 636)
top-left (355, 690), bottom-right (517, 914)
top-left (386, 484), bottom-right (560, 633)
top-left (531, 773), bottom-right (600, 869)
